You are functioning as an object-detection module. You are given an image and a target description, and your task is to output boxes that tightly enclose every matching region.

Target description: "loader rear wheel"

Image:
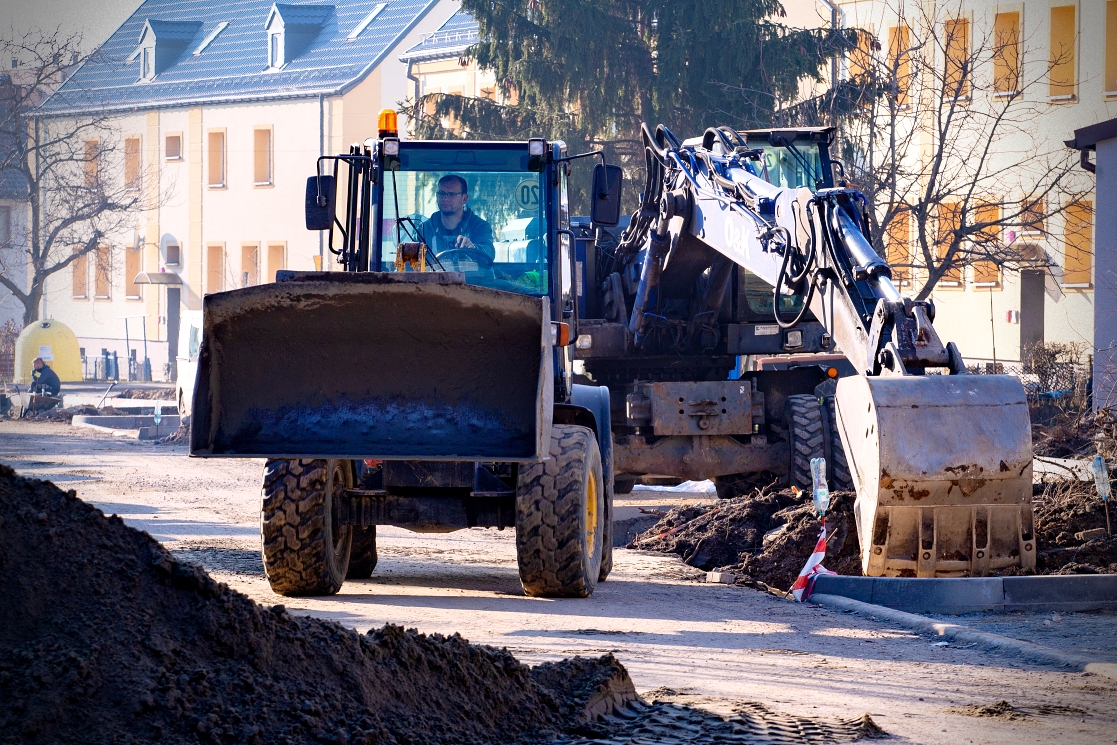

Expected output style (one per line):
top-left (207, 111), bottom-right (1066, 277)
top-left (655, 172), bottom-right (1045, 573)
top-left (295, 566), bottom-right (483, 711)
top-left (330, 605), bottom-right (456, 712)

top-left (613, 477), bottom-right (636, 495)
top-left (346, 526), bottom-right (378, 579)
top-left (516, 424), bottom-right (604, 597)
top-left (260, 458), bottom-right (353, 596)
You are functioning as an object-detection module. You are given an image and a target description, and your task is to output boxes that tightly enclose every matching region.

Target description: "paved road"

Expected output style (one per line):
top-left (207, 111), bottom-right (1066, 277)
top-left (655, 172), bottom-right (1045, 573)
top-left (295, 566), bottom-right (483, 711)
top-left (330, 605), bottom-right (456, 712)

top-left (2, 419), bottom-right (1115, 744)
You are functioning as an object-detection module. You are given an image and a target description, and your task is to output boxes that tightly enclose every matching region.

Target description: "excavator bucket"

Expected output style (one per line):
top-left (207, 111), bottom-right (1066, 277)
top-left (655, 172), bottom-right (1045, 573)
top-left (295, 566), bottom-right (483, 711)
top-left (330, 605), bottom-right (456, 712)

top-left (190, 272), bottom-right (553, 461)
top-left (833, 374), bottom-right (1035, 577)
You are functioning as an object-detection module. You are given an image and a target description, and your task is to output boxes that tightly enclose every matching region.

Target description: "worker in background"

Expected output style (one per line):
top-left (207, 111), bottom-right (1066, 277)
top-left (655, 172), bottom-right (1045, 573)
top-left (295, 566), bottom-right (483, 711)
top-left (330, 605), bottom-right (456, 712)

top-left (31, 357), bottom-right (61, 397)
top-left (421, 174), bottom-right (495, 260)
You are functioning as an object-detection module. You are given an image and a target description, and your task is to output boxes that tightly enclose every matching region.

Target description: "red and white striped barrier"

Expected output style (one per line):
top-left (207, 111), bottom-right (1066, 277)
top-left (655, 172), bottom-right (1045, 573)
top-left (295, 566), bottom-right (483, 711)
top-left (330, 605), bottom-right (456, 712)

top-left (790, 517), bottom-right (835, 601)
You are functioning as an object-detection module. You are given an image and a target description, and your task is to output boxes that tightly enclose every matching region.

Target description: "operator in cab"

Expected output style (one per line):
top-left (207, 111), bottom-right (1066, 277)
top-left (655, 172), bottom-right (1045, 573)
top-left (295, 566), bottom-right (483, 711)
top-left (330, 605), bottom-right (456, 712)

top-left (420, 175), bottom-right (495, 261)
top-left (31, 357), bottom-right (61, 397)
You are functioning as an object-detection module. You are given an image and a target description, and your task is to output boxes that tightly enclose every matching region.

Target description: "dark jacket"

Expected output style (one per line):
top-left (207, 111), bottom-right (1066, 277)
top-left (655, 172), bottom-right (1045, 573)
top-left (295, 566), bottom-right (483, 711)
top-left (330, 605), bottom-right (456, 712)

top-left (32, 364), bottom-right (61, 396)
top-left (420, 208), bottom-right (495, 260)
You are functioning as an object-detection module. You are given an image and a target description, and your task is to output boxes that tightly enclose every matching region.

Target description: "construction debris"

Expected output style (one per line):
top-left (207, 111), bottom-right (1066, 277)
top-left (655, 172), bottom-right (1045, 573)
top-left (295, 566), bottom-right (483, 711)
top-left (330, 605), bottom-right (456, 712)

top-left (0, 464), bottom-right (635, 745)
top-left (632, 478), bottom-right (1117, 589)
top-left (629, 489), bottom-right (860, 590)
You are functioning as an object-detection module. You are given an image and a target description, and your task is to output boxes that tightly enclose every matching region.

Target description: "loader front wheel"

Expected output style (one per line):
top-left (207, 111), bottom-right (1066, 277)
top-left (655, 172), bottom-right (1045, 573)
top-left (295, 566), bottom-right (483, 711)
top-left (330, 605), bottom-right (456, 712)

top-left (346, 526), bottom-right (378, 579)
top-left (261, 458), bottom-right (353, 596)
top-left (516, 425), bottom-right (604, 597)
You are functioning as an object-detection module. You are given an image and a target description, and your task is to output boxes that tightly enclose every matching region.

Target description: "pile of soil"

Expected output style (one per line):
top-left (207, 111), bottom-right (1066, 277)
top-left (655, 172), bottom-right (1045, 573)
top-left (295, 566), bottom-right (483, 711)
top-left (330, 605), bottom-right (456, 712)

top-left (1026, 480), bottom-right (1117, 575)
top-left (157, 415), bottom-right (191, 445)
top-left (629, 489), bottom-right (860, 590)
top-left (633, 480), bottom-right (1116, 587)
top-left (116, 388), bottom-right (177, 401)
top-left (0, 464), bottom-right (635, 745)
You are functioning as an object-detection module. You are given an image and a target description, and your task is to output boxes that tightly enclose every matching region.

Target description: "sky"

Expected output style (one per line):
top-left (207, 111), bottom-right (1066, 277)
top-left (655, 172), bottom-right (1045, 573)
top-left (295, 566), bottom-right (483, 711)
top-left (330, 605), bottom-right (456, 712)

top-left (3, 0), bottom-right (142, 55)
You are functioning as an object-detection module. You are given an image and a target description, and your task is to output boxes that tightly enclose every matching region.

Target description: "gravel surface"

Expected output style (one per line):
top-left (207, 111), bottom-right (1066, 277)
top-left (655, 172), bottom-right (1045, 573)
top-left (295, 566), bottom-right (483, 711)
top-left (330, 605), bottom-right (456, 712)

top-left (2, 419), bottom-right (1115, 745)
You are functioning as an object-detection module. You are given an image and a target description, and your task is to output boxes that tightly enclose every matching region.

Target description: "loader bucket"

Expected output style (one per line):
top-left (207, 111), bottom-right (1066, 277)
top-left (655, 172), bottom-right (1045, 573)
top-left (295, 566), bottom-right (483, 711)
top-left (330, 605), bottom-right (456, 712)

top-left (833, 374), bottom-right (1035, 577)
top-left (190, 272), bottom-right (553, 461)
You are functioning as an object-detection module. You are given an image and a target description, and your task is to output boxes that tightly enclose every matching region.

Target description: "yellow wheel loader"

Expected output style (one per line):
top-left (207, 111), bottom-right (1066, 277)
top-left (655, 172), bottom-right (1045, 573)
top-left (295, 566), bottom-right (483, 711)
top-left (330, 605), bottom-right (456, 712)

top-left (190, 113), bottom-right (624, 596)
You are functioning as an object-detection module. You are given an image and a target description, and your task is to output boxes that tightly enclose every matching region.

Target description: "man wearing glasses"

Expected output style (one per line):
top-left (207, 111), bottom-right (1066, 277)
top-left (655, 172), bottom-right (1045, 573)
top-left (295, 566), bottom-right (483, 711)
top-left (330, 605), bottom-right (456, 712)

top-left (420, 174), bottom-right (495, 262)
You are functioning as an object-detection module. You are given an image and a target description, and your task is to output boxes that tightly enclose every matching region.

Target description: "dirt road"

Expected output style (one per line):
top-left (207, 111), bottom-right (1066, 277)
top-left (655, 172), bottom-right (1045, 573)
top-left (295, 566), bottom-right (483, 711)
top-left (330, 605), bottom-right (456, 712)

top-left (3, 419), bottom-right (1115, 744)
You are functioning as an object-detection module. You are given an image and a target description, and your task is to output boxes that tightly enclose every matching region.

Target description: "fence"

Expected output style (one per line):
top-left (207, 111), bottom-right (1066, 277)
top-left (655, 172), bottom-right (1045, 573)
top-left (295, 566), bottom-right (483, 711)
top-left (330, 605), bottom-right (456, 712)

top-left (968, 359), bottom-right (1092, 409)
top-left (0, 320), bottom-right (18, 383)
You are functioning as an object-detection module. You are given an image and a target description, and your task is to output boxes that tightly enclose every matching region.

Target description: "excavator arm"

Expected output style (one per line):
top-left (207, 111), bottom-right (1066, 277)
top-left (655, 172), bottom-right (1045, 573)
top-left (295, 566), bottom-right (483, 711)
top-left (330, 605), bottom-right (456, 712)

top-left (616, 124), bottom-right (1035, 577)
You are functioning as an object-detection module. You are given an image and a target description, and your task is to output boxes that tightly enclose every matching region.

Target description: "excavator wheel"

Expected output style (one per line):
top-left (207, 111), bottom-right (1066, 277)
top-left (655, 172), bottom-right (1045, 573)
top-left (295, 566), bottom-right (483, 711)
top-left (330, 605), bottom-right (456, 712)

top-left (613, 477), bottom-right (636, 495)
top-left (516, 425), bottom-right (604, 597)
top-left (786, 395), bottom-right (824, 492)
top-left (822, 396), bottom-right (854, 491)
top-left (346, 526), bottom-right (378, 579)
top-left (786, 395), bottom-right (853, 493)
top-left (260, 458), bottom-right (353, 596)
top-left (712, 471), bottom-right (784, 499)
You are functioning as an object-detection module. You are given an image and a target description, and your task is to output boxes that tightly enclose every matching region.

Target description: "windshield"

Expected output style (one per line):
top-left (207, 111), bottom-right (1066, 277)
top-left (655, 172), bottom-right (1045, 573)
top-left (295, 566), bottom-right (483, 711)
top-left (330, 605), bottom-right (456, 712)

top-left (379, 145), bottom-right (549, 297)
top-left (748, 141), bottom-right (824, 190)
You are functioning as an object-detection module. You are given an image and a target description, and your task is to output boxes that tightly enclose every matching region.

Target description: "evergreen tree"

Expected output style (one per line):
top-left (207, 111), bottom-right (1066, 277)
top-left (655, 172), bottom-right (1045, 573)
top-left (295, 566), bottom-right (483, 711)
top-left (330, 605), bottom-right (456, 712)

top-left (409, 0), bottom-right (847, 150)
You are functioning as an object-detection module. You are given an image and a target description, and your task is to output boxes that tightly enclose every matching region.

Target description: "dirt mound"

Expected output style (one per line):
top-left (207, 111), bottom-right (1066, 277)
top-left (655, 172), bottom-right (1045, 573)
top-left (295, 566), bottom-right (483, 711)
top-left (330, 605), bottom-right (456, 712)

top-left (116, 387), bottom-right (177, 401)
top-left (632, 479), bottom-right (1115, 585)
top-left (157, 415), bottom-right (190, 445)
top-left (1027, 480), bottom-right (1117, 575)
top-left (0, 464), bottom-right (635, 745)
top-left (629, 489), bottom-right (860, 590)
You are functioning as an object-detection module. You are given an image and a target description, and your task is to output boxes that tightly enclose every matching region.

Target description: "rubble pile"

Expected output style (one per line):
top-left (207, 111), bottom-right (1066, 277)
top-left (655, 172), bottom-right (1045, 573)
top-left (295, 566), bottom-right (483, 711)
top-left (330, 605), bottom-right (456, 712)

top-left (630, 489), bottom-right (860, 590)
top-left (634, 480), bottom-right (1116, 586)
top-left (0, 464), bottom-right (634, 745)
top-left (1027, 479), bottom-right (1117, 575)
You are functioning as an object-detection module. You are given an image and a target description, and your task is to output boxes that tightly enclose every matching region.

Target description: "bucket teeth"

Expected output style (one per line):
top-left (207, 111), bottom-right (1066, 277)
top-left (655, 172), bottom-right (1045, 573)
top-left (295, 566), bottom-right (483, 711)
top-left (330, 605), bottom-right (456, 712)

top-left (834, 374), bottom-right (1034, 577)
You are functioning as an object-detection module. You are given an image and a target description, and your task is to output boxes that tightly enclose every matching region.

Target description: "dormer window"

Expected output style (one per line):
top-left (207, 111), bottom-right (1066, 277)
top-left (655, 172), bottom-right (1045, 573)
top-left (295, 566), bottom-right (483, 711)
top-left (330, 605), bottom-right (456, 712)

top-left (269, 32), bottom-right (283, 68)
top-left (135, 19), bottom-right (202, 82)
top-left (264, 4), bottom-right (333, 71)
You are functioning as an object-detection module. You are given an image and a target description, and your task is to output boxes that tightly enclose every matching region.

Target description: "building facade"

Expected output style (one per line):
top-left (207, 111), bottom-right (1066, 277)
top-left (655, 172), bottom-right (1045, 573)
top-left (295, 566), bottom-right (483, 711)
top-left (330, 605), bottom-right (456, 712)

top-left (35, 0), bottom-right (458, 382)
top-left (833, 0), bottom-right (1106, 369)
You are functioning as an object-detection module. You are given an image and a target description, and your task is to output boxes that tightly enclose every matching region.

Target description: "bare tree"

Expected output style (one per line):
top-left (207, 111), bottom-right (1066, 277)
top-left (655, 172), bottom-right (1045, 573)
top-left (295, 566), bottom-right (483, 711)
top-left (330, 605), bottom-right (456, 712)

top-left (833, 0), bottom-right (1092, 300)
top-left (0, 29), bottom-right (152, 326)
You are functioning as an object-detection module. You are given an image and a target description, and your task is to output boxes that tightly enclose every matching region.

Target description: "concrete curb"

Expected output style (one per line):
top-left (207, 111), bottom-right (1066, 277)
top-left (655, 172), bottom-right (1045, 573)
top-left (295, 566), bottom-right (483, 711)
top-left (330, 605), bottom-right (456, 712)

top-left (811, 574), bottom-right (1117, 614)
top-left (810, 593), bottom-right (1117, 680)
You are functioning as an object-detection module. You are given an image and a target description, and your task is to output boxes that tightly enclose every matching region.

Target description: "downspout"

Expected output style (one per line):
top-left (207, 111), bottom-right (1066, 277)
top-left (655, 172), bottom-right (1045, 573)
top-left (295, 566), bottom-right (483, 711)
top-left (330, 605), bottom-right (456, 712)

top-left (406, 58), bottom-right (419, 135)
top-left (817, 0), bottom-right (842, 100)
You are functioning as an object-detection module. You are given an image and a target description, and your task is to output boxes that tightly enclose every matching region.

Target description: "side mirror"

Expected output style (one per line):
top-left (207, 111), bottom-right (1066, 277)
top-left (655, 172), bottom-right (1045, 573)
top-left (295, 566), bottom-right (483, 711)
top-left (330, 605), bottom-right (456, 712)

top-left (590, 163), bottom-right (623, 227)
top-left (304, 175), bottom-right (336, 231)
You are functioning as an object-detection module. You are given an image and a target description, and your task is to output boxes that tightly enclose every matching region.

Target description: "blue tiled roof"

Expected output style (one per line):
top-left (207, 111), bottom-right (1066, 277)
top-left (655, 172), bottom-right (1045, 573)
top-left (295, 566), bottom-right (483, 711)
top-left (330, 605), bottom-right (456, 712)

top-left (398, 9), bottom-right (477, 62)
top-left (40, 0), bottom-right (442, 115)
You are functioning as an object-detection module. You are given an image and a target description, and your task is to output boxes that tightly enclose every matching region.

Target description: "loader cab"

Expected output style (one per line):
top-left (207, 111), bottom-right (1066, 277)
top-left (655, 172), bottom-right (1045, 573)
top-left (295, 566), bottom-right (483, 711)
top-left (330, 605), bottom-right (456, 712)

top-left (375, 141), bottom-right (557, 300)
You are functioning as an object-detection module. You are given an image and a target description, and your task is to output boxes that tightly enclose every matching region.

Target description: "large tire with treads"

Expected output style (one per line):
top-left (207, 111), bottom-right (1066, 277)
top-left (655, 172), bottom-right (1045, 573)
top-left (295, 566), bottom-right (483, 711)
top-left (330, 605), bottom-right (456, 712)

top-left (822, 396), bottom-right (854, 491)
top-left (786, 395), bottom-right (824, 492)
top-left (261, 458), bottom-right (353, 596)
top-left (712, 470), bottom-right (784, 499)
top-left (516, 424), bottom-right (604, 597)
top-left (346, 526), bottom-right (378, 579)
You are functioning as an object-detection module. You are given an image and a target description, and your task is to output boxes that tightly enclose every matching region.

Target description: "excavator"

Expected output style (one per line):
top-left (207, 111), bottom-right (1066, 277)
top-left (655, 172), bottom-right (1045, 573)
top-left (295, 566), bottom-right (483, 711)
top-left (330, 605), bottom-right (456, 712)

top-left (575, 123), bottom-right (1034, 578)
top-left (190, 112), bottom-right (1034, 594)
